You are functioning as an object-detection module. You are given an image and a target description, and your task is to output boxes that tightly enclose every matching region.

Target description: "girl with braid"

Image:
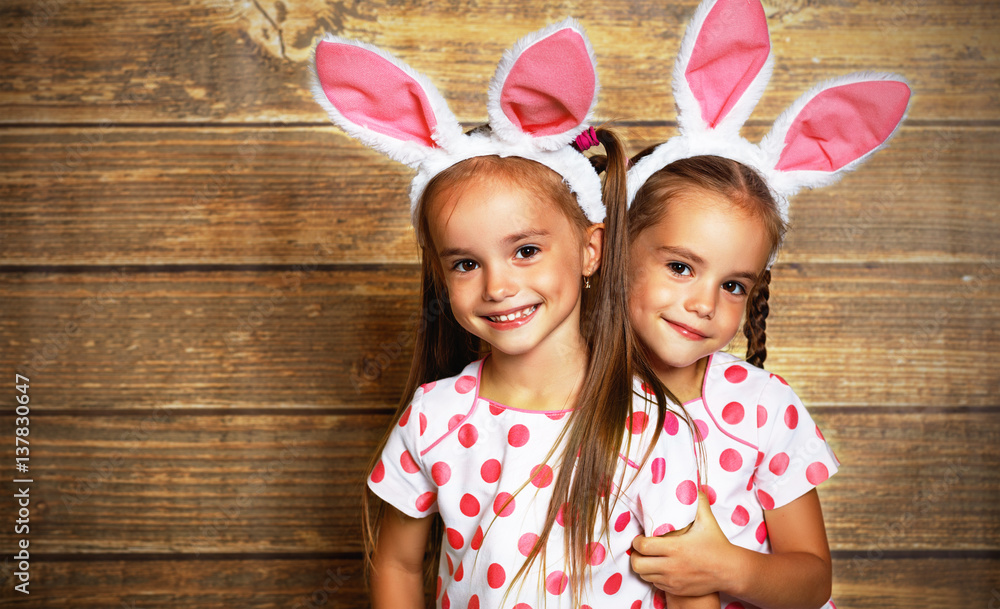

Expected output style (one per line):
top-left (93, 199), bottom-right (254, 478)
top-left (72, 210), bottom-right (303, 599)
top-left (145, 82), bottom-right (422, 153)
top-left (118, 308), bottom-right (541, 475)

top-left (621, 0), bottom-right (909, 606)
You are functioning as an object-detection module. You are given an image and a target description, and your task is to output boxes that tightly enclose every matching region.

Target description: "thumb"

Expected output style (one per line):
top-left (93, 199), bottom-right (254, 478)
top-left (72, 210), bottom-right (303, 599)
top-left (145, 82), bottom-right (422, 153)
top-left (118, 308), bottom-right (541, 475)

top-left (695, 490), bottom-right (714, 521)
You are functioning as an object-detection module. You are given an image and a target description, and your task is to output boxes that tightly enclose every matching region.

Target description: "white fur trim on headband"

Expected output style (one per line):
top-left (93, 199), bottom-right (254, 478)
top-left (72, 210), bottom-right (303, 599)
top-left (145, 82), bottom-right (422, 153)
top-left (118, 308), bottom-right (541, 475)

top-left (626, 0), bottom-right (911, 239)
top-left (311, 22), bottom-right (605, 225)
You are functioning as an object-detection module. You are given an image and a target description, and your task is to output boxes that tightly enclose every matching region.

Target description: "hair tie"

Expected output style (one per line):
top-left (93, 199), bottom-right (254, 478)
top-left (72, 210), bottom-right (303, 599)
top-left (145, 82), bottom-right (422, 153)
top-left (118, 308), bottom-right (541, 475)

top-left (574, 126), bottom-right (600, 151)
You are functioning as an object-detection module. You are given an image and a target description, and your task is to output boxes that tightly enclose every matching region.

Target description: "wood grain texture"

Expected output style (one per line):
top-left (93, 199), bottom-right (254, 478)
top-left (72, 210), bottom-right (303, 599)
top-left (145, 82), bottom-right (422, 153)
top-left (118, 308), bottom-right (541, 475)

top-left (1, 263), bottom-right (997, 410)
top-left (0, 1), bottom-right (996, 123)
top-left (0, 557), bottom-right (367, 607)
top-left (0, 411), bottom-right (995, 554)
top-left (0, 556), bottom-right (997, 608)
top-left (1, 126), bottom-right (996, 265)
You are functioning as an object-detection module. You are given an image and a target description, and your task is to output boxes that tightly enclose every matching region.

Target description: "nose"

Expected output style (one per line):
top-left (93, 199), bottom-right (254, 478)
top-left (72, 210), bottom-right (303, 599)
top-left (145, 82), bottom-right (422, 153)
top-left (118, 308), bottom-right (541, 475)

top-left (685, 281), bottom-right (716, 319)
top-left (483, 264), bottom-right (517, 301)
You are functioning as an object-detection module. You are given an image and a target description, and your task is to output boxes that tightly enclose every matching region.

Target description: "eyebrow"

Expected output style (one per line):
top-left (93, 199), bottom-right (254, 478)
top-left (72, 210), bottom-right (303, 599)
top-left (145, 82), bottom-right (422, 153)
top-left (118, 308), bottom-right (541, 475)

top-left (438, 229), bottom-right (550, 259)
top-left (657, 245), bottom-right (761, 283)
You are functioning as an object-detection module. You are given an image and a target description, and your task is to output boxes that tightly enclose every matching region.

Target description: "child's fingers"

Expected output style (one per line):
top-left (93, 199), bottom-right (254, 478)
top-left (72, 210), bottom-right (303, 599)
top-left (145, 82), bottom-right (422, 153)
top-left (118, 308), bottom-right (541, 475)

top-left (631, 533), bottom-right (676, 556)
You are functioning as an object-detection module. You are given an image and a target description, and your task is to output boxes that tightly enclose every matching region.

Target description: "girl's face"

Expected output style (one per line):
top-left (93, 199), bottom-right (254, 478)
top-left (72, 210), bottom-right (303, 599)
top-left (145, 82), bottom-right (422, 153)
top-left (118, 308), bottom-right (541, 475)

top-left (427, 177), bottom-right (602, 359)
top-left (628, 187), bottom-right (771, 384)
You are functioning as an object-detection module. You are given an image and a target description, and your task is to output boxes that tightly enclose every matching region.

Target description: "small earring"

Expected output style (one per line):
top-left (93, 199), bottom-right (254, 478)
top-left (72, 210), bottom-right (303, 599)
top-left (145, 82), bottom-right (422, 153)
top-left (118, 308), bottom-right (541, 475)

top-left (584, 275), bottom-right (591, 289)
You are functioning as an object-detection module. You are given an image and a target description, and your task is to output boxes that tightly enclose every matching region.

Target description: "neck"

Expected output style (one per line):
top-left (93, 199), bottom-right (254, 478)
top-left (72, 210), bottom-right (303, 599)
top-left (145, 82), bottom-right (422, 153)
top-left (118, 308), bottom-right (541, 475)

top-left (655, 356), bottom-right (708, 404)
top-left (481, 333), bottom-right (589, 412)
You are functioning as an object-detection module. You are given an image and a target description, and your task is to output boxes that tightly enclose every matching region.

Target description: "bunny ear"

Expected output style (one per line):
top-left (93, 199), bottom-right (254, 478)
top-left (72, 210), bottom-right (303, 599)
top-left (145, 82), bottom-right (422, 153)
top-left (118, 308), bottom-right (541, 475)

top-left (674, 0), bottom-right (773, 137)
top-left (488, 18), bottom-right (598, 151)
top-left (762, 73), bottom-right (911, 196)
top-left (311, 35), bottom-right (464, 167)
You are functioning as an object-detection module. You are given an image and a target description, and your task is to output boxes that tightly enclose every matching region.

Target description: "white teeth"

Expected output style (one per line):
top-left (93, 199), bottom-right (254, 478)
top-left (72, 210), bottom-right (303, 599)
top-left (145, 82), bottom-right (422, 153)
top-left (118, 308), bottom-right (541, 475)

top-left (489, 305), bottom-right (536, 323)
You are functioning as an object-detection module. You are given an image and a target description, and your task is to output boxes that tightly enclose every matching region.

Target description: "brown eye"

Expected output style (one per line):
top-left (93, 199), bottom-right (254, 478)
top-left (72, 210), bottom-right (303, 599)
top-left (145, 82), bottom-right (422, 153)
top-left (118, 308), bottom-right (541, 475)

top-left (723, 281), bottom-right (746, 295)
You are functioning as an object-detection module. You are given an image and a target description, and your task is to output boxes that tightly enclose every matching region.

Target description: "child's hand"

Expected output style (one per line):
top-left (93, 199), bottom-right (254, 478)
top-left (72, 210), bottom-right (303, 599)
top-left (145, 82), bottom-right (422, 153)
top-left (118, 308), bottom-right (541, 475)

top-left (630, 491), bottom-right (737, 597)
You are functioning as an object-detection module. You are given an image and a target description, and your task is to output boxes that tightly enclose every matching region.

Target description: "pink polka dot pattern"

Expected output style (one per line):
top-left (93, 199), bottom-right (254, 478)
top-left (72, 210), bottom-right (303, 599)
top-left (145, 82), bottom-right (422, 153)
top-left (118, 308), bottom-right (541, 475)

top-left (460, 494), bottom-right (480, 517)
top-left (471, 526), bottom-right (483, 550)
top-left (370, 460), bottom-right (385, 483)
top-left (448, 414), bottom-right (463, 431)
top-left (663, 411), bottom-right (679, 435)
top-left (455, 375), bottom-right (477, 394)
top-left (755, 521), bottom-right (768, 544)
top-left (530, 464), bottom-right (554, 488)
top-left (489, 402), bottom-right (504, 415)
top-left (546, 410), bottom-right (567, 421)
top-left (493, 492), bottom-right (515, 517)
top-left (614, 512), bottom-right (630, 532)
top-left (512, 605), bottom-right (532, 609)
top-left (603, 572), bottom-right (622, 595)
top-left (651, 457), bottom-right (666, 483)
top-left (421, 381), bottom-right (436, 392)
top-left (677, 479), bottom-right (698, 505)
top-left (631, 601), bottom-right (643, 609)
top-left (816, 424), bottom-right (826, 440)
top-left (508, 424), bottom-right (530, 447)
top-left (556, 502), bottom-right (568, 526)
top-left (447, 553), bottom-right (454, 575)
top-left (432, 462), bottom-right (451, 485)
top-left (466, 593), bottom-right (477, 608)
top-left (415, 491), bottom-right (436, 512)
top-left (545, 570), bottom-right (568, 595)
top-left (458, 424), bottom-right (478, 448)
top-left (770, 372), bottom-right (788, 385)
top-left (480, 459), bottom-right (501, 483)
top-left (807, 462), bottom-right (830, 485)
top-left (755, 451), bottom-right (765, 467)
top-left (731, 505), bottom-right (750, 526)
top-left (628, 411), bottom-right (649, 434)
top-left (702, 484), bottom-right (717, 505)
top-left (757, 489), bottom-right (775, 510)
top-left (724, 365), bottom-right (748, 383)
top-left (652, 523), bottom-right (675, 536)
top-left (719, 448), bottom-right (742, 472)
top-left (654, 592), bottom-right (666, 609)
top-left (400, 450), bottom-right (419, 474)
top-left (722, 401), bottom-right (744, 424)
top-left (419, 413), bottom-right (427, 435)
top-left (641, 381), bottom-right (655, 394)
top-left (587, 541), bottom-right (606, 565)
top-left (442, 591), bottom-right (450, 609)
top-left (399, 406), bottom-right (411, 427)
top-left (756, 405), bottom-right (767, 428)
top-left (695, 419), bottom-right (709, 440)
top-left (487, 563), bottom-right (506, 589)
top-left (725, 602), bottom-right (747, 609)
top-left (454, 563), bottom-right (464, 581)
top-left (784, 404), bottom-right (799, 429)
top-left (769, 453), bottom-right (789, 476)
top-left (518, 532), bottom-right (538, 557)
top-left (447, 527), bottom-right (464, 549)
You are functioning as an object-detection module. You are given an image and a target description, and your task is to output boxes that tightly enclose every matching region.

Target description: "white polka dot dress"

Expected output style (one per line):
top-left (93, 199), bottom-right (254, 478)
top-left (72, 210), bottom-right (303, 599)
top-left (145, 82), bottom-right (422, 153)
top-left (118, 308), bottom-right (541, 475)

top-left (658, 351), bottom-right (840, 609)
top-left (369, 358), bottom-right (700, 609)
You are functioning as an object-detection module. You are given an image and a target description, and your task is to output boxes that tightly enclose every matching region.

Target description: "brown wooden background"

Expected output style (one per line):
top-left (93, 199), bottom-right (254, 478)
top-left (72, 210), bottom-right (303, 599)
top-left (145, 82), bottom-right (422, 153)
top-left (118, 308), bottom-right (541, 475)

top-left (1, 0), bottom-right (998, 607)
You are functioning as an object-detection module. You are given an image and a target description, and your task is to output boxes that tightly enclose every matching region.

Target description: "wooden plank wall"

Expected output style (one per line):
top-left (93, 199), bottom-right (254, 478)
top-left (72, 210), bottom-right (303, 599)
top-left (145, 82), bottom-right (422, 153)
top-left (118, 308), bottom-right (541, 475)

top-left (1, 0), bottom-right (997, 606)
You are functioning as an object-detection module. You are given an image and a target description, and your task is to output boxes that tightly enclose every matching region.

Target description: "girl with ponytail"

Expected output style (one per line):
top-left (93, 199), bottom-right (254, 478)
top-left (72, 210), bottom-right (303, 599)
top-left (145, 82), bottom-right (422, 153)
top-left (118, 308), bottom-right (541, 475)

top-left (312, 19), bottom-right (703, 608)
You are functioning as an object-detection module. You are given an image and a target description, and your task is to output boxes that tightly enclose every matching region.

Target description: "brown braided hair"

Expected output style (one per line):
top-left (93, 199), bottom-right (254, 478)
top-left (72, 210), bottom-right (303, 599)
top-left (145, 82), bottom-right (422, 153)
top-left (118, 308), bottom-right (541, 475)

top-left (743, 268), bottom-right (771, 367)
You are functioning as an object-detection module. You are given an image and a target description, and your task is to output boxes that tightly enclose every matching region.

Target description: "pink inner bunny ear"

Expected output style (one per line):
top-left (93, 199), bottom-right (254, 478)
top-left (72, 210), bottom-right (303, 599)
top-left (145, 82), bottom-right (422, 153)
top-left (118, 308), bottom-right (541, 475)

top-left (686, 0), bottom-right (770, 128)
top-left (775, 80), bottom-right (911, 172)
top-left (315, 40), bottom-right (439, 147)
top-left (500, 28), bottom-right (595, 136)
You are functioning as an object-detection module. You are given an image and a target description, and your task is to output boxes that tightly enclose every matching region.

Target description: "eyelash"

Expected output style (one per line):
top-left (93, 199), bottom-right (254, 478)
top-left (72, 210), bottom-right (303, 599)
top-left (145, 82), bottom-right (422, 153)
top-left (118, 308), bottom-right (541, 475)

top-left (450, 245), bottom-right (541, 273)
top-left (668, 263), bottom-right (748, 296)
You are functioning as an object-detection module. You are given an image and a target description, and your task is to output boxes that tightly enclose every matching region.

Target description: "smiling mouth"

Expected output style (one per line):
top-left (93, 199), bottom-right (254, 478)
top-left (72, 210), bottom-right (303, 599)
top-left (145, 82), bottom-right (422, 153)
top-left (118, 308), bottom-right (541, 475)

top-left (485, 304), bottom-right (537, 323)
top-left (666, 319), bottom-right (708, 340)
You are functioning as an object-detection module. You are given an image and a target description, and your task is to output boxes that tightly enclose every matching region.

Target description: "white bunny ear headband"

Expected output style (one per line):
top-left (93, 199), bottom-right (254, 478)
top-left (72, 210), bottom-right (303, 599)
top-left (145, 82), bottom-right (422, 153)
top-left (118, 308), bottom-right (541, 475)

top-left (626, 0), bottom-right (912, 244)
top-left (311, 19), bottom-right (604, 227)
